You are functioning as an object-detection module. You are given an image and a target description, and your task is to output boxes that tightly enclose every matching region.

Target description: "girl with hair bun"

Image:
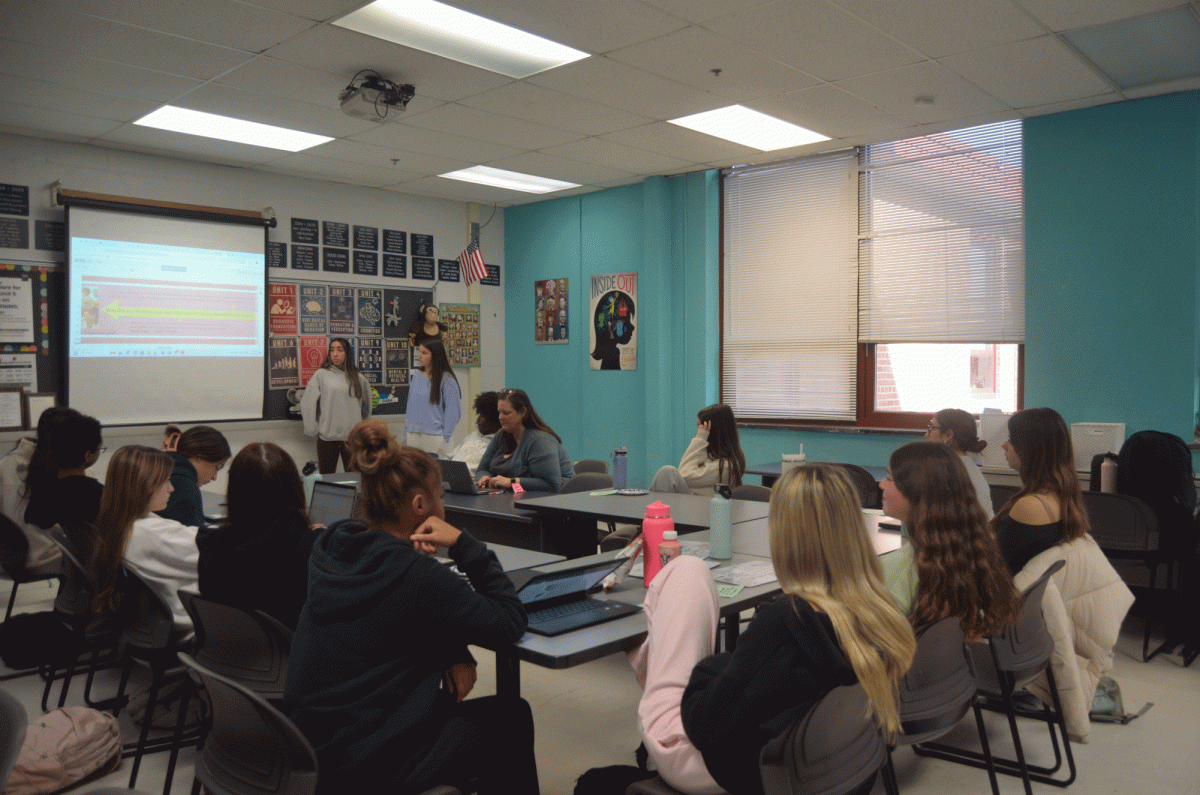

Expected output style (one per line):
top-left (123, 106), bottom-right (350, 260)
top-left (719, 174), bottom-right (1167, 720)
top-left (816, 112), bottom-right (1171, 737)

top-left (300, 337), bottom-right (372, 474)
top-left (286, 419), bottom-right (539, 795)
top-left (403, 338), bottom-right (462, 457)
top-left (158, 424), bottom-right (231, 528)
top-left (629, 464), bottom-right (914, 794)
top-left (926, 408), bottom-right (993, 517)
top-left (197, 442), bottom-right (319, 629)
top-left (879, 441), bottom-right (1021, 636)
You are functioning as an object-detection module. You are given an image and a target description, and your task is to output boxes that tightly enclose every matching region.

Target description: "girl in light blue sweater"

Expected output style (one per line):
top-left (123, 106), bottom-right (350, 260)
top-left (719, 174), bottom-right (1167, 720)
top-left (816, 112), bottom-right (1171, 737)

top-left (403, 338), bottom-right (461, 457)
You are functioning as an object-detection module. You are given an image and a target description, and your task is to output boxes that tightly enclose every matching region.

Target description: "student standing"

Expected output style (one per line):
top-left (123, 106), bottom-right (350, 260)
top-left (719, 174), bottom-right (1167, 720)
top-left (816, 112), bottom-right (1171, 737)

top-left (403, 339), bottom-right (461, 457)
top-left (300, 337), bottom-right (372, 474)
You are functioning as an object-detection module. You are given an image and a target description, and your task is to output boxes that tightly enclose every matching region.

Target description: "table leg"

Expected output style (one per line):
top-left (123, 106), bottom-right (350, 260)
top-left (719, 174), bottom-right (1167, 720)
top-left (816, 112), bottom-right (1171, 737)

top-left (723, 610), bottom-right (742, 651)
top-left (496, 649), bottom-right (521, 697)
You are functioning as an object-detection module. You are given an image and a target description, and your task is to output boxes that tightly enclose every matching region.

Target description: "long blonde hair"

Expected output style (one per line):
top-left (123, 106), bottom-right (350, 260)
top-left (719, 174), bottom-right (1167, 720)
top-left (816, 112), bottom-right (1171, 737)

top-left (769, 464), bottom-right (916, 741)
top-left (92, 446), bottom-right (173, 614)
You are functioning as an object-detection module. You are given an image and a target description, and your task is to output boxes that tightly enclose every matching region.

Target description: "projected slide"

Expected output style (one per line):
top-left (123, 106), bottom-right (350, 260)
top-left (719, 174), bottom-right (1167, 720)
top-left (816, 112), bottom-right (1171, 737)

top-left (70, 238), bottom-right (263, 358)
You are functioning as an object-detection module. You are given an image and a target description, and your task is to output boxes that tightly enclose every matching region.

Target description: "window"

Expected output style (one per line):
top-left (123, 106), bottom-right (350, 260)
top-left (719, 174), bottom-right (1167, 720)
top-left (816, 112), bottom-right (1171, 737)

top-left (722, 121), bottom-right (1024, 427)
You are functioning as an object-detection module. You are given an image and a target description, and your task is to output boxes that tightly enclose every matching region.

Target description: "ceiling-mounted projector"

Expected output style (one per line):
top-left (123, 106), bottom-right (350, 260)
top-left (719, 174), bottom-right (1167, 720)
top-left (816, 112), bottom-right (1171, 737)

top-left (339, 71), bottom-right (415, 122)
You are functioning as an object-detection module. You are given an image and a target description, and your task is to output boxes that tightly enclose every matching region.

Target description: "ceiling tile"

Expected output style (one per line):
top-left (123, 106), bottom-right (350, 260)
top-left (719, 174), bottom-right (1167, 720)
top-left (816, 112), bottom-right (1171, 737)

top-left (541, 137), bottom-right (698, 174)
top-left (600, 122), bottom-right (759, 163)
top-left (830, 0), bottom-right (1046, 58)
top-left (74, 0), bottom-right (315, 53)
top-left (305, 139), bottom-right (465, 176)
top-left (402, 103), bottom-right (584, 150)
top-left (1020, 91), bottom-right (1127, 118)
top-left (458, 82), bottom-right (650, 137)
top-left (608, 25), bottom-right (820, 102)
top-left (639, 0), bottom-right (777, 25)
top-left (1014, 0), bottom-right (1185, 32)
top-left (0, 74), bottom-right (157, 123)
top-left (751, 84), bottom-right (915, 140)
top-left (0, 40), bottom-right (204, 104)
top-left (447, 0), bottom-right (687, 53)
top-left (263, 25), bottom-right (514, 102)
top-left (1121, 74), bottom-right (1200, 99)
top-left (528, 57), bottom-right (722, 121)
top-left (0, 104), bottom-right (123, 141)
top-left (384, 177), bottom-right (538, 207)
top-left (235, 0), bottom-right (363, 22)
top-left (484, 152), bottom-right (637, 186)
top-left (2, 1), bottom-right (253, 80)
top-left (705, 1), bottom-right (925, 81)
top-left (97, 124), bottom-right (290, 165)
top-left (835, 61), bottom-right (1011, 123)
top-left (939, 35), bottom-right (1117, 108)
top-left (350, 123), bottom-right (524, 163)
top-left (259, 153), bottom-right (422, 187)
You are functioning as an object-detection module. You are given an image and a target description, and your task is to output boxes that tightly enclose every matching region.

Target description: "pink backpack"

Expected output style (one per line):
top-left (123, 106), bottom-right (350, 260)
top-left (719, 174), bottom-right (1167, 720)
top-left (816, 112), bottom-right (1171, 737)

top-left (3, 707), bottom-right (121, 795)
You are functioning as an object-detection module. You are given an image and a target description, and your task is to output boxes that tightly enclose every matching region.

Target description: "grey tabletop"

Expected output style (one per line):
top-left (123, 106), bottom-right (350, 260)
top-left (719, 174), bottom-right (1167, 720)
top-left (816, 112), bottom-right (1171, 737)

top-left (693, 510), bottom-right (904, 559)
top-left (441, 490), bottom-right (553, 522)
top-left (747, 461), bottom-right (889, 481)
top-left (518, 491), bottom-right (769, 530)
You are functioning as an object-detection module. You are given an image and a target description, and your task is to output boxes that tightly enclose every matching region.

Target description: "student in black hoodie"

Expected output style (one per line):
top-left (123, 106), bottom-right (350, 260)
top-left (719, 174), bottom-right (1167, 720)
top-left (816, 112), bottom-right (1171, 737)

top-left (285, 419), bottom-right (538, 795)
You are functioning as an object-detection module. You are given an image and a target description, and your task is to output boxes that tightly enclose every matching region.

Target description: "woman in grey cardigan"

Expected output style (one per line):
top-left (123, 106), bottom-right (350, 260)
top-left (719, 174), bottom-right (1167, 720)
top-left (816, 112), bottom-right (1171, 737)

top-left (474, 389), bottom-right (573, 492)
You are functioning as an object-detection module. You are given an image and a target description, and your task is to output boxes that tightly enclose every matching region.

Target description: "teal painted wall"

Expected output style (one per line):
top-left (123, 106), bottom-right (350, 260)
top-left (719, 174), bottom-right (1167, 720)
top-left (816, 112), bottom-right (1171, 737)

top-left (505, 91), bottom-right (1200, 479)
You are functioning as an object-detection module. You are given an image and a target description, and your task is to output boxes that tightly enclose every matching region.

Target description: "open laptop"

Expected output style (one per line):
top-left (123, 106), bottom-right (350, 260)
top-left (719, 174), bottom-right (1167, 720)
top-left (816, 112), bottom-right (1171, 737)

top-left (309, 480), bottom-right (359, 526)
top-left (438, 459), bottom-right (501, 495)
top-left (510, 558), bottom-right (641, 636)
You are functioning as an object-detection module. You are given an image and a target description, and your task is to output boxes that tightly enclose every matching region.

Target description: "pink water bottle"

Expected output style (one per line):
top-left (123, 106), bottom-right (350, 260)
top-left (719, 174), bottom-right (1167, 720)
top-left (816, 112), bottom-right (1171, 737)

top-left (642, 501), bottom-right (673, 586)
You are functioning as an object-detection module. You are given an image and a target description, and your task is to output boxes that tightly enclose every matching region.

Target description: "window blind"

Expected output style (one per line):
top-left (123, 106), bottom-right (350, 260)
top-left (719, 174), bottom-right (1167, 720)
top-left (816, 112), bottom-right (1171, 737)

top-left (858, 121), bottom-right (1024, 343)
top-left (722, 151), bottom-right (858, 421)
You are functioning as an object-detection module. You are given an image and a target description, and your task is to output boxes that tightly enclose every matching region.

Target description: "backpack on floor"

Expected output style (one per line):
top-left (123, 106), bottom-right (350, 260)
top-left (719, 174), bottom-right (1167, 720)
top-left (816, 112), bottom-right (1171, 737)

top-left (3, 706), bottom-right (121, 795)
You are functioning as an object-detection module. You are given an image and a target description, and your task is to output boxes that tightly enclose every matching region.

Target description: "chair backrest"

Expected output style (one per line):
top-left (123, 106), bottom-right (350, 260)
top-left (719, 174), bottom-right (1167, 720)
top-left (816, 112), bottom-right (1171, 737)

top-left (896, 618), bottom-right (976, 744)
top-left (573, 459), bottom-right (609, 475)
top-left (179, 591), bottom-right (292, 697)
top-left (731, 484), bottom-right (771, 503)
top-left (988, 559), bottom-right (1065, 684)
top-left (561, 472), bottom-right (615, 494)
top-left (0, 513), bottom-right (31, 577)
top-left (989, 484), bottom-right (1019, 513)
top-left (120, 570), bottom-right (175, 651)
top-left (1081, 491), bottom-right (1159, 552)
top-left (178, 652), bottom-right (319, 795)
top-left (45, 525), bottom-right (97, 620)
top-left (833, 464), bottom-right (883, 510)
top-left (759, 684), bottom-right (885, 795)
top-left (0, 687), bottom-right (28, 788)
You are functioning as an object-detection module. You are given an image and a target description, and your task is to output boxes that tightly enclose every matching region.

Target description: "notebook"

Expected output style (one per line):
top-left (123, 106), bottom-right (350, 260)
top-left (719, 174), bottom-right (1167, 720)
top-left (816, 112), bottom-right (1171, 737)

top-left (438, 459), bottom-right (501, 495)
top-left (511, 558), bottom-right (641, 636)
top-left (308, 480), bottom-right (359, 526)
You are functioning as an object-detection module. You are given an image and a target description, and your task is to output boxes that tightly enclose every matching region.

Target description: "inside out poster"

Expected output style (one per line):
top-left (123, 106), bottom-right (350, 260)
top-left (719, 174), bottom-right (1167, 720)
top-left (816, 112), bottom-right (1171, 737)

top-left (589, 272), bottom-right (637, 370)
top-left (535, 278), bottom-right (568, 344)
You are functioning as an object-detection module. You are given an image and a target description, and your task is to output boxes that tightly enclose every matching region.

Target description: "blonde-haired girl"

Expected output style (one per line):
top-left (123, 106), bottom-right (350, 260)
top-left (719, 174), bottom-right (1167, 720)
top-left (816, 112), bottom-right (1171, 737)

top-left (629, 463), bottom-right (916, 794)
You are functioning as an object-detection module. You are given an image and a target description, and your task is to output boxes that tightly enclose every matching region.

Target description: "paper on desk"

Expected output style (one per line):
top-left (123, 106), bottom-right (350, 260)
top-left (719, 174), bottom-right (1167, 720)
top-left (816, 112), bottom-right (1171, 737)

top-left (711, 559), bottom-right (777, 588)
top-left (630, 540), bottom-right (714, 578)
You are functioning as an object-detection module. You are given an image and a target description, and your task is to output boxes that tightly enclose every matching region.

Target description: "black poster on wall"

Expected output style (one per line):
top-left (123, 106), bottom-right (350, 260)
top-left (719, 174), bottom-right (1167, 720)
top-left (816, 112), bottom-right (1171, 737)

top-left (267, 241), bottom-right (287, 269)
top-left (438, 258), bottom-right (460, 282)
top-left (0, 184), bottom-right (29, 216)
top-left (411, 234), bottom-right (434, 257)
top-left (323, 248), bottom-right (349, 273)
top-left (291, 218), bottom-right (319, 244)
top-left (412, 257), bottom-right (435, 280)
top-left (291, 244), bottom-right (318, 271)
top-left (323, 221), bottom-right (349, 248)
top-left (382, 229), bottom-right (407, 254)
top-left (353, 225), bottom-right (378, 250)
top-left (383, 255), bottom-right (407, 279)
top-left (353, 250), bottom-right (378, 276)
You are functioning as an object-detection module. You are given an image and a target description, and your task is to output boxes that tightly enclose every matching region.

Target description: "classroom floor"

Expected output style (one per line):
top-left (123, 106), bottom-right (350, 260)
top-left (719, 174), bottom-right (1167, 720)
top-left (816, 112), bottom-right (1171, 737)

top-left (2, 578), bottom-right (1197, 795)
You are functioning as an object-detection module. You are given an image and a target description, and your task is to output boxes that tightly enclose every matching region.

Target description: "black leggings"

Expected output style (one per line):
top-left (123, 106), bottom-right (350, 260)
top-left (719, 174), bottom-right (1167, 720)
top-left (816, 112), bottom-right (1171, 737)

top-left (397, 696), bottom-right (540, 795)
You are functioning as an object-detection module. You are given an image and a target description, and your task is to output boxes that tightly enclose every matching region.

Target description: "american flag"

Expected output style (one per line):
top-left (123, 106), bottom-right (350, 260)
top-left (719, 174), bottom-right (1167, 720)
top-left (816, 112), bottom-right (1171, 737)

top-left (458, 240), bottom-right (488, 286)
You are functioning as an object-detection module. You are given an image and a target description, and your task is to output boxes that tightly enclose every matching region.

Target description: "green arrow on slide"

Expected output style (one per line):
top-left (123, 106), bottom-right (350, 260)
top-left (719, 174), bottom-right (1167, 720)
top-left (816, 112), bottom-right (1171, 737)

top-left (102, 299), bottom-right (257, 322)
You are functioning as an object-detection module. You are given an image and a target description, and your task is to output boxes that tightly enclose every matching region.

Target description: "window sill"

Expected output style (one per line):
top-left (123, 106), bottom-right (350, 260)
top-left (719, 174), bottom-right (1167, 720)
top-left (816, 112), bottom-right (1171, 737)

top-left (736, 421), bottom-right (924, 437)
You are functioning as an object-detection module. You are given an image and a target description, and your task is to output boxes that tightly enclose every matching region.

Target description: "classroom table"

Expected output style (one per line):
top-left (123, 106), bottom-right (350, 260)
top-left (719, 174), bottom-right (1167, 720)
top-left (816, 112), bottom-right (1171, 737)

top-left (747, 461), bottom-right (889, 487)
top-left (441, 490), bottom-right (557, 553)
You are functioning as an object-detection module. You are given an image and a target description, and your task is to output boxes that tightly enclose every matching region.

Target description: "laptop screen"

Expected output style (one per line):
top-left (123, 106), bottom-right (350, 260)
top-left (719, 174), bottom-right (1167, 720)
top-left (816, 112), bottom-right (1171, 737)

top-left (309, 480), bottom-right (357, 526)
top-left (517, 559), bottom-right (624, 607)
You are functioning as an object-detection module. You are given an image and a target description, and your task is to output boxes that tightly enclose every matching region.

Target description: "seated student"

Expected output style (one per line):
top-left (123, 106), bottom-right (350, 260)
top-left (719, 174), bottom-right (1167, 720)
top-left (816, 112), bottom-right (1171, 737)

top-left (628, 464), bottom-right (915, 795)
top-left (447, 391), bottom-right (501, 472)
top-left (650, 404), bottom-right (746, 495)
top-left (474, 389), bottom-right (574, 492)
top-left (925, 408), bottom-right (994, 518)
top-left (878, 441), bottom-right (1021, 637)
top-left (92, 445), bottom-right (199, 632)
top-left (197, 442), bottom-right (320, 630)
top-left (0, 407), bottom-right (72, 575)
top-left (161, 424), bottom-right (182, 451)
top-left (158, 425), bottom-right (231, 528)
top-left (25, 412), bottom-right (104, 530)
top-left (286, 420), bottom-right (539, 795)
top-left (993, 408), bottom-right (1089, 574)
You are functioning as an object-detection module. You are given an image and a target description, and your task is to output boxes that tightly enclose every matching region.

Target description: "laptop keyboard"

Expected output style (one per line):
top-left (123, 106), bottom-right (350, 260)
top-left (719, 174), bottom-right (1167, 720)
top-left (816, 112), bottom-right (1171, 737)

top-left (528, 599), bottom-right (599, 622)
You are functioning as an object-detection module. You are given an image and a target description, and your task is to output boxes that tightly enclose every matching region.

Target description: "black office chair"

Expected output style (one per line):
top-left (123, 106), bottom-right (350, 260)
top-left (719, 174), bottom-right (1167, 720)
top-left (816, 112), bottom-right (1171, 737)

top-left (179, 591), bottom-right (292, 702)
top-left (989, 484), bottom-right (1019, 513)
top-left (0, 513), bottom-right (58, 621)
top-left (731, 484), bottom-right (771, 503)
top-left (574, 459), bottom-right (609, 475)
top-left (0, 686), bottom-right (26, 789)
top-left (833, 464), bottom-right (883, 510)
top-left (915, 560), bottom-right (1072, 795)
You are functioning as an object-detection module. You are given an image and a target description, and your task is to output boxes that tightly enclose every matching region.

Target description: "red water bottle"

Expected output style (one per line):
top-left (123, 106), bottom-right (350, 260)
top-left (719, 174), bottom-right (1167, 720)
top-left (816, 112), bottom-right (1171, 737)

top-left (642, 501), bottom-right (673, 586)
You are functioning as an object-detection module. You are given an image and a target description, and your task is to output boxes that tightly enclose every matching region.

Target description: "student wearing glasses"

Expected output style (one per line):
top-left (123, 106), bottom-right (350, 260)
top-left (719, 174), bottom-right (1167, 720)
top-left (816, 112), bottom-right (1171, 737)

top-left (25, 410), bottom-right (105, 531)
top-left (924, 408), bottom-right (993, 518)
top-left (474, 389), bottom-right (574, 492)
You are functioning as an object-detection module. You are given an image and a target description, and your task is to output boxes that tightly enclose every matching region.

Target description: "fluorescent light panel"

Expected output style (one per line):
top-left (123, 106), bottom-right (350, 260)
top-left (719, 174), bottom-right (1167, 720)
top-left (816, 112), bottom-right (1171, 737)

top-left (669, 105), bottom-right (829, 151)
top-left (334, 0), bottom-right (589, 79)
top-left (439, 165), bottom-right (579, 194)
top-left (134, 106), bottom-right (332, 152)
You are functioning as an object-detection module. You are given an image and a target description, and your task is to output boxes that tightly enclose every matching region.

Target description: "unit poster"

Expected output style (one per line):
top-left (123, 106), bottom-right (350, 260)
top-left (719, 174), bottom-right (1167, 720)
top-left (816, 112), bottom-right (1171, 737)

top-left (384, 338), bottom-right (410, 385)
top-left (299, 285), bottom-right (327, 335)
top-left (440, 303), bottom-right (480, 367)
top-left (357, 336), bottom-right (382, 384)
top-left (357, 288), bottom-right (382, 336)
top-left (535, 278), bottom-right (568, 344)
top-left (589, 272), bottom-right (637, 370)
top-left (328, 287), bottom-right (355, 336)
top-left (268, 283), bottom-right (297, 335)
top-left (299, 336), bottom-right (328, 386)
top-left (268, 336), bottom-right (299, 389)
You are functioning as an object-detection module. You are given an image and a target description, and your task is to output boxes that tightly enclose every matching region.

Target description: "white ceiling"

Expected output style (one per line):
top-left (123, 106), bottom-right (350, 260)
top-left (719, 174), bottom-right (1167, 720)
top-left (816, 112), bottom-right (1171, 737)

top-left (2, 0), bottom-right (1198, 207)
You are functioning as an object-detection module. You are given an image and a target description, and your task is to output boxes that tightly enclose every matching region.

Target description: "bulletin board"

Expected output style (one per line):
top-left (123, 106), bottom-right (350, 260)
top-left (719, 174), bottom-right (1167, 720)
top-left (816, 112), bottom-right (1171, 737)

top-left (0, 264), bottom-right (64, 402)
